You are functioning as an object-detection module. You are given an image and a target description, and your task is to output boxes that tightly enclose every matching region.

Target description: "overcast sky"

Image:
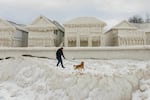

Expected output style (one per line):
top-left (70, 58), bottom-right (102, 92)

top-left (0, 0), bottom-right (149, 28)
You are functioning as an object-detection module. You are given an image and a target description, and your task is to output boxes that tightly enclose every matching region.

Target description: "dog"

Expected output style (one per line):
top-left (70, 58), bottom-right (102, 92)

top-left (73, 61), bottom-right (84, 71)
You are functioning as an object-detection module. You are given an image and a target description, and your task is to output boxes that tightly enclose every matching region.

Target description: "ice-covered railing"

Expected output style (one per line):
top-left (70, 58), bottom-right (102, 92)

top-left (0, 46), bottom-right (150, 60)
top-left (118, 31), bottom-right (146, 46)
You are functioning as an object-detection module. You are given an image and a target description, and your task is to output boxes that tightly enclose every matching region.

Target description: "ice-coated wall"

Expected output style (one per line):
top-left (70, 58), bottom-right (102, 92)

top-left (0, 46), bottom-right (150, 60)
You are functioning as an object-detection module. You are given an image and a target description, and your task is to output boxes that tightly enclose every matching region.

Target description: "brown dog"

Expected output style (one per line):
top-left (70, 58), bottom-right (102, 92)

top-left (73, 61), bottom-right (84, 71)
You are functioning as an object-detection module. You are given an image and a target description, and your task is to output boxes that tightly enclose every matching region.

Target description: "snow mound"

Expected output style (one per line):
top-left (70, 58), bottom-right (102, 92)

top-left (0, 57), bottom-right (150, 100)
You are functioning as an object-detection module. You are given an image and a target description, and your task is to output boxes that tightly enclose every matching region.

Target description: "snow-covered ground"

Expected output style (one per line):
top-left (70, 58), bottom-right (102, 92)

top-left (0, 56), bottom-right (150, 100)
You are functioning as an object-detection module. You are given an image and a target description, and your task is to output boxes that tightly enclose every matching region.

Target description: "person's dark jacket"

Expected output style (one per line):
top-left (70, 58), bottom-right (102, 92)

top-left (56, 48), bottom-right (65, 59)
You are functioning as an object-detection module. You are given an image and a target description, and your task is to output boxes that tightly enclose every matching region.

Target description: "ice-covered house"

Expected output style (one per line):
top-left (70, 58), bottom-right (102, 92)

top-left (26, 16), bottom-right (64, 47)
top-left (0, 18), bottom-right (28, 47)
top-left (63, 17), bottom-right (106, 47)
top-left (104, 20), bottom-right (146, 46)
top-left (132, 23), bottom-right (150, 45)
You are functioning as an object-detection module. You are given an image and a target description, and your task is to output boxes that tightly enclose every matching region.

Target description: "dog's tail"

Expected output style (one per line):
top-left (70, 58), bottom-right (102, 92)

top-left (73, 65), bottom-right (77, 69)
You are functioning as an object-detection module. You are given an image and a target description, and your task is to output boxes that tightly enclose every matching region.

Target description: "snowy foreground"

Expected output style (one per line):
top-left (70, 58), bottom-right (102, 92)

top-left (0, 57), bottom-right (150, 100)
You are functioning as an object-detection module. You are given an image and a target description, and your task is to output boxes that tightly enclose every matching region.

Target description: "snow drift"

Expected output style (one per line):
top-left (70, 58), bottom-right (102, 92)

top-left (0, 57), bottom-right (150, 100)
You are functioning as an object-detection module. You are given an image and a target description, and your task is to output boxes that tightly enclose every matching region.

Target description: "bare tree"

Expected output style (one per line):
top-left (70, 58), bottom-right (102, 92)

top-left (128, 15), bottom-right (144, 23)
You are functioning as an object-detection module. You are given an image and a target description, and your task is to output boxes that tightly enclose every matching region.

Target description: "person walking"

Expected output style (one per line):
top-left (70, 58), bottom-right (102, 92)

top-left (56, 47), bottom-right (65, 68)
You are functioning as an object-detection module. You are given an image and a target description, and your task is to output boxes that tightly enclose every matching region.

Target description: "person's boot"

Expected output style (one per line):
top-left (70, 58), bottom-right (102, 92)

top-left (62, 66), bottom-right (65, 68)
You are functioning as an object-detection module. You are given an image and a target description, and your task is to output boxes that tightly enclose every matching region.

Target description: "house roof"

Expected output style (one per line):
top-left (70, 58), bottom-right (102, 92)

top-left (8, 21), bottom-right (28, 32)
top-left (0, 18), bottom-right (16, 31)
top-left (112, 20), bottom-right (137, 30)
top-left (104, 20), bottom-right (138, 34)
top-left (64, 17), bottom-right (106, 26)
top-left (0, 17), bottom-right (28, 32)
top-left (131, 23), bottom-right (150, 32)
top-left (52, 20), bottom-right (64, 31)
top-left (27, 16), bottom-right (64, 31)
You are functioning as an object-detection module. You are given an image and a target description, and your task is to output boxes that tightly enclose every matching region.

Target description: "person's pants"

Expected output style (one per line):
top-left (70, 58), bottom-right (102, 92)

top-left (56, 57), bottom-right (64, 68)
